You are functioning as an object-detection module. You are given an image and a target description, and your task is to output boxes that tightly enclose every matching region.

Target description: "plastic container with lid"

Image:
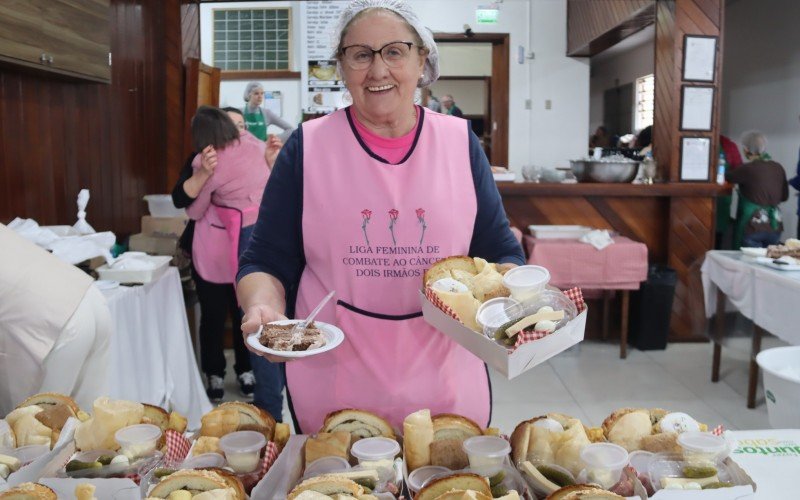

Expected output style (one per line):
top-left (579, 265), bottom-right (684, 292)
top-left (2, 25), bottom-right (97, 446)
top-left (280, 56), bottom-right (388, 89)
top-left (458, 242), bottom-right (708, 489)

top-left (407, 465), bottom-right (450, 495)
top-left (647, 453), bottom-right (741, 492)
top-left (115, 424), bottom-right (162, 461)
top-left (219, 430), bottom-right (267, 473)
top-left (579, 443), bottom-right (629, 489)
top-left (483, 290), bottom-right (578, 343)
top-left (628, 450), bottom-right (654, 475)
top-left (303, 456), bottom-right (351, 479)
top-left (71, 449), bottom-right (118, 464)
top-left (181, 453), bottom-right (227, 470)
top-left (143, 195), bottom-right (186, 218)
top-left (476, 297), bottom-right (520, 332)
top-left (677, 431), bottom-right (728, 467)
top-left (350, 437), bottom-right (400, 466)
top-left (12, 444), bottom-right (50, 465)
top-left (502, 265), bottom-right (550, 302)
top-left (462, 436), bottom-right (511, 473)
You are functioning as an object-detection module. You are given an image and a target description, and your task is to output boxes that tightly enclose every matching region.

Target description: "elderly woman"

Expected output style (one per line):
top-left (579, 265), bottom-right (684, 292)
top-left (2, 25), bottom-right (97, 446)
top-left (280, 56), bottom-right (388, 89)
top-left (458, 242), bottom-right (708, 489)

top-left (237, 0), bottom-right (524, 432)
top-left (242, 82), bottom-right (295, 143)
top-left (726, 131), bottom-right (789, 248)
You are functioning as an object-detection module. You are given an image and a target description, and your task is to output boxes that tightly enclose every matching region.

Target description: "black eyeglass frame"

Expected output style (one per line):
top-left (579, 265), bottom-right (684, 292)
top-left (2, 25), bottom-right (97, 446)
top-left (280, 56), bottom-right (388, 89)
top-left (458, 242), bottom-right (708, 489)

top-left (339, 41), bottom-right (419, 68)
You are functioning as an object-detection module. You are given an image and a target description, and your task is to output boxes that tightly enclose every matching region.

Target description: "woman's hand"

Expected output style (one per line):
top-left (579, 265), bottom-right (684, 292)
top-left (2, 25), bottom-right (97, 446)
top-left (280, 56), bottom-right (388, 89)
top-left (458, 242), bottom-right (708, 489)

top-left (265, 135), bottom-right (284, 168)
top-left (200, 145), bottom-right (218, 176)
top-left (241, 304), bottom-right (296, 363)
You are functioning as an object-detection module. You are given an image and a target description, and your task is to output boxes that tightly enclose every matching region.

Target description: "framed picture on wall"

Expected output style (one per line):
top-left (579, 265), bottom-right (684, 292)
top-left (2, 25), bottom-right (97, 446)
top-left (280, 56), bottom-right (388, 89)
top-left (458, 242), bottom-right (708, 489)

top-left (680, 85), bottom-right (715, 131)
top-left (679, 136), bottom-right (712, 182)
top-left (682, 35), bottom-right (717, 82)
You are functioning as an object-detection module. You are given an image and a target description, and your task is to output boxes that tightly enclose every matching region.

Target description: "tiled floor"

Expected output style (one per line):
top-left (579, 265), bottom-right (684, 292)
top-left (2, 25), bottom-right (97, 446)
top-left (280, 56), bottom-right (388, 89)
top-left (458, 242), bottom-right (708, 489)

top-left (216, 335), bottom-right (787, 433)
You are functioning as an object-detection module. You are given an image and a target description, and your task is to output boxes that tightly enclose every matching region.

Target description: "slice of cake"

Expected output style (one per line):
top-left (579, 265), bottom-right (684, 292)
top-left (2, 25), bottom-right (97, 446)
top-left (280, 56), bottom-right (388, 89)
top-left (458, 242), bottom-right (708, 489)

top-left (259, 322), bottom-right (326, 352)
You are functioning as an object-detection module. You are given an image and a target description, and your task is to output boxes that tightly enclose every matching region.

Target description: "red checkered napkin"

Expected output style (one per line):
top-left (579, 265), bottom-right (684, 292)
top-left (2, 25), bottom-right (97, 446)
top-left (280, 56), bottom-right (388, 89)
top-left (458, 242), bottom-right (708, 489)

top-left (259, 441), bottom-right (279, 475)
top-left (513, 287), bottom-right (585, 350)
top-left (424, 286), bottom-right (461, 322)
top-left (165, 429), bottom-right (192, 464)
top-left (711, 425), bottom-right (725, 436)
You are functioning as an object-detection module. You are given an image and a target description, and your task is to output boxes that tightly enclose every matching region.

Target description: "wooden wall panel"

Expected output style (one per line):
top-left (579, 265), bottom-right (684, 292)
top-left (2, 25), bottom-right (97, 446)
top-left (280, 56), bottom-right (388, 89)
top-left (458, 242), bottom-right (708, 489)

top-left (0, 0), bottom-right (187, 237)
top-left (567, 0), bottom-right (656, 56)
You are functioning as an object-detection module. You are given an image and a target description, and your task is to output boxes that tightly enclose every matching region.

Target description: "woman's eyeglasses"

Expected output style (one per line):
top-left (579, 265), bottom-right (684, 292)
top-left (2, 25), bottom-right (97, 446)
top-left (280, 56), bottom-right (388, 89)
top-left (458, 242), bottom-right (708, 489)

top-left (340, 41), bottom-right (417, 70)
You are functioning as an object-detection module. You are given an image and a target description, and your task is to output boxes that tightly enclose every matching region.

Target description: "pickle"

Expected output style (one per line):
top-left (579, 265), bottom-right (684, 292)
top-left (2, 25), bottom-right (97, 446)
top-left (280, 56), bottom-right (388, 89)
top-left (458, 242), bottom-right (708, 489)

top-left (489, 470), bottom-right (506, 486)
top-left (537, 464), bottom-right (575, 487)
top-left (65, 460), bottom-right (102, 472)
top-left (702, 481), bottom-right (734, 489)
top-left (97, 455), bottom-right (114, 466)
top-left (491, 484), bottom-right (509, 497)
top-left (154, 468), bottom-right (177, 478)
top-left (353, 477), bottom-right (376, 491)
top-left (682, 465), bottom-right (718, 478)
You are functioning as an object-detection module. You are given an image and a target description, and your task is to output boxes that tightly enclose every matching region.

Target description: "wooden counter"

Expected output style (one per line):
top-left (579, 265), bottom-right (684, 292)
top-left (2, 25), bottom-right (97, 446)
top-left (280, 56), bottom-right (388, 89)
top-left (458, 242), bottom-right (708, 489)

top-left (499, 181), bottom-right (732, 342)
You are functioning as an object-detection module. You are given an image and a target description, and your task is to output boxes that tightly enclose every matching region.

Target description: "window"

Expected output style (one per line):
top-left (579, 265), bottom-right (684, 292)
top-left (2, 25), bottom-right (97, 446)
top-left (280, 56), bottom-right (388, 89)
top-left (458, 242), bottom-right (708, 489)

top-left (212, 8), bottom-right (291, 71)
top-left (635, 74), bottom-right (654, 132)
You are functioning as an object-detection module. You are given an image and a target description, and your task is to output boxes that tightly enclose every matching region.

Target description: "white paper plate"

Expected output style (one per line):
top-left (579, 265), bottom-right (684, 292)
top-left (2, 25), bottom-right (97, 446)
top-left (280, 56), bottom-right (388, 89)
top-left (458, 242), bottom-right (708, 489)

top-left (759, 260), bottom-right (800, 271)
top-left (246, 320), bottom-right (344, 358)
top-left (94, 280), bottom-right (120, 290)
top-left (740, 247), bottom-right (768, 257)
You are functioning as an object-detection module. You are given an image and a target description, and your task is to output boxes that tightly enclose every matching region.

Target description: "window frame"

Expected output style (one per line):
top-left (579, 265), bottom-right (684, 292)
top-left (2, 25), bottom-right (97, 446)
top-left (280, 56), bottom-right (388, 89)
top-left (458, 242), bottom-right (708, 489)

top-left (211, 7), bottom-right (295, 77)
top-left (634, 73), bottom-right (655, 133)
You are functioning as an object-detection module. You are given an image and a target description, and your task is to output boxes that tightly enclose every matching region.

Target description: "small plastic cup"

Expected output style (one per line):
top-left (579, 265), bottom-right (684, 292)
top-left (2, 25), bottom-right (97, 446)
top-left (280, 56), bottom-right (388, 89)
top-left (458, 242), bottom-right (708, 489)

top-left (502, 265), bottom-right (550, 302)
top-left (580, 443), bottom-right (629, 489)
top-left (115, 424), bottom-right (162, 461)
top-left (677, 431), bottom-right (728, 467)
top-left (407, 465), bottom-right (450, 495)
top-left (476, 297), bottom-right (520, 333)
top-left (12, 444), bottom-right (50, 465)
top-left (627, 450), bottom-right (654, 475)
top-left (350, 437), bottom-right (400, 466)
top-left (531, 417), bottom-right (564, 432)
top-left (462, 436), bottom-right (511, 473)
top-left (181, 452), bottom-right (226, 470)
top-left (304, 456), bottom-right (351, 478)
top-left (219, 430), bottom-right (267, 473)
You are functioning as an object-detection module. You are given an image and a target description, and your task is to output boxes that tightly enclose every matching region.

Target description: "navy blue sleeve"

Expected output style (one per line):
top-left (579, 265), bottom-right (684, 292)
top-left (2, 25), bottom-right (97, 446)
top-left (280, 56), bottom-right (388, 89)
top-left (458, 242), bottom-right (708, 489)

top-left (171, 154), bottom-right (197, 209)
top-left (466, 127), bottom-right (525, 265)
top-left (237, 128), bottom-right (305, 294)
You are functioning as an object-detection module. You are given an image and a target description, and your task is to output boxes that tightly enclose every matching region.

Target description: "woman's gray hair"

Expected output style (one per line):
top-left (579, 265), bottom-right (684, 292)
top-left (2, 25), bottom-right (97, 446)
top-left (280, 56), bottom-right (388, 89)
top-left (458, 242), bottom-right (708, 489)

top-left (332, 0), bottom-right (440, 87)
top-left (741, 130), bottom-right (768, 155)
top-left (243, 82), bottom-right (264, 102)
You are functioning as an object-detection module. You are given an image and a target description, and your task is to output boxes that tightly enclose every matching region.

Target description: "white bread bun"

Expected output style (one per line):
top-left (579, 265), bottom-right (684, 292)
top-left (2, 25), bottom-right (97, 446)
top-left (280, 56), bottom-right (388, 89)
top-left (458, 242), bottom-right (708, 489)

top-left (287, 475), bottom-right (365, 499)
top-left (74, 397), bottom-right (144, 451)
top-left (5, 407), bottom-right (51, 447)
top-left (200, 402), bottom-right (276, 440)
top-left (432, 414), bottom-right (482, 441)
top-left (17, 393), bottom-right (80, 414)
top-left (321, 409), bottom-right (395, 440)
top-left (0, 483), bottom-right (58, 500)
top-left (433, 490), bottom-right (493, 500)
top-left (424, 256), bottom-right (478, 286)
top-left (192, 436), bottom-right (222, 456)
top-left (148, 469), bottom-right (243, 499)
top-left (470, 260), bottom-right (509, 302)
top-left (403, 409), bottom-right (434, 472)
top-left (545, 484), bottom-right (624, 499)
top-left (415, 474), bottom-right (491, 500)
top-left (601, 408), bottom-right (652, 452)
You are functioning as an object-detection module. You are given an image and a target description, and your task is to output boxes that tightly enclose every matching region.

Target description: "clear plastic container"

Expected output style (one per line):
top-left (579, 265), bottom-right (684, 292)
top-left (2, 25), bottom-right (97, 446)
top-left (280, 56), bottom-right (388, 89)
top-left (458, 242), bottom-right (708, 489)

top-left (677, 431), bottom-right (728, 467)
top-left (502, 265), bottom-right (551, 301)
top-left (12, 444), bottom-right (50, 465)
top-left (143, 195), bottom-right (185, 218)
top-left (350, 437), bottom-right (400, 465)
top-left (648, 452), bottom-right (740, 491)
top-left (475, 297), bottom-right (520, 331)
top-left (71, 449), bottom-right (118, 463)
top-left (181, 452), bottom-right (226, 470)
top-left (303, 456), bottom-right (351, 479)
top-left (483, 290), bottom-right (578, 342)
top-left (115, 424), bottom-right (162, 461)
top-left (462, 436), bottom-right (511, 472)
top-left (407, 465), bottom-right (450, 495)
top-left (628, 450), bottom-right (654, 475)
top-left (579, 443), bottom-right (628, 489)
top-left (219, 430), bottom-right (267, 473)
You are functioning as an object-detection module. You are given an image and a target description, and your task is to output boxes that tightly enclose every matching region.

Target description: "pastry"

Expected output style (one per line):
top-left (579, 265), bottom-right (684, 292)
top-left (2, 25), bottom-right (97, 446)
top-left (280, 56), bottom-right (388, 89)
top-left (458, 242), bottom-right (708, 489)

top-left (259, 323), bottom-right (326, 352)
top-left (320, 409), bottom-right (395, 440)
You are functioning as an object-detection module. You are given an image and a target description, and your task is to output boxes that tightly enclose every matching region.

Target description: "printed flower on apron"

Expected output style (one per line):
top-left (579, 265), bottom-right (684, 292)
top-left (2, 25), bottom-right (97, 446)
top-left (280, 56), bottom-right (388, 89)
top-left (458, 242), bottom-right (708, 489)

top-left (416, 208), bottom-right (427, 245)
top-left (388, 209), bottom-right (399, 246)
top-left (361, 209), bottom-right (372, 246)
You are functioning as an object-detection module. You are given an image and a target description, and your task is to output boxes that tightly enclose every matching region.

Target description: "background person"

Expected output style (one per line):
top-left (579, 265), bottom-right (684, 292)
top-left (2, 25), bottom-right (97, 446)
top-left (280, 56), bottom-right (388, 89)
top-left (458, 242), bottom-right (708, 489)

top-left (242, 82), bottom-right (296, 142)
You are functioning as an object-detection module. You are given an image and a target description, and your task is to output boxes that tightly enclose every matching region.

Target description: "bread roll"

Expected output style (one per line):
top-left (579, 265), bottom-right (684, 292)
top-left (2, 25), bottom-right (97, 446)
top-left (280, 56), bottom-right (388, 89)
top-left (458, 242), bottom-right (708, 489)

top-left (200, 402), bottom-right (276, 440)
top-left (403, 409), bottom-right (434, 472)
top-left (0, 482), bottom-right (58, 499)
top-left (193, 436), bottom-right (222, 456)
top-left (545, 484), bottom-right (624, 499)
top-left (74, 397), bottom-right (144, 451)
top-left (321, 409), bottom-right (395, 440)
top-left (415, 473), bottom-right (491, 500)
top-left (5, 407), bottom-right (51, 447)
top-left (430, 438), bottom-right (469, 470)
top-left (287, 475), bottom-right (365, 499)
top-left (423, 256), bottom-right (478, 286)
top-left (470, 262), bottom-right (509, 302)
top-left (428, 413), bottom-right (483, 469)
top-left (147, 469), bottom-right (242, 499)
top-left (601, 408), bottom-right (652, 452)
top-left (305, 432), bottom-right (351, 466)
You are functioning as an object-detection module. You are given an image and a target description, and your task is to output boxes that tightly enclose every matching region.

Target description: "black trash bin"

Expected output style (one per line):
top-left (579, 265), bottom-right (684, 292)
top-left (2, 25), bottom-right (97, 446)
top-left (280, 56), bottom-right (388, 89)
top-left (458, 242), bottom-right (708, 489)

top-left (629, 265), bottom-right (677, 350)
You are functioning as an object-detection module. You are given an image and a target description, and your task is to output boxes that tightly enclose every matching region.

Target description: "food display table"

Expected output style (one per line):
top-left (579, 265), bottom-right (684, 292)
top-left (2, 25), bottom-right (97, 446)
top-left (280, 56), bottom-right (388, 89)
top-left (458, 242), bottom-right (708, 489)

top-left (100, 266), bottom-right (212, 428)
top-left (524, 236), bottom-right (648, 358)
top-left (727, 429), bottom-right (800, 499)
top-left (701, 250), bottom-right (800, 408)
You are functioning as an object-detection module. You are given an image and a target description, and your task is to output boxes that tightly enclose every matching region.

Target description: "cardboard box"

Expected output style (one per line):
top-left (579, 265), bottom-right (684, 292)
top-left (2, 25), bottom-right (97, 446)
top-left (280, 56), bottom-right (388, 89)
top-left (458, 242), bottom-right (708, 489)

top-left (129, 233), bottom-right (178, 256)
top-left (141, 215), bottom-right (188, 238)
top-left (646, 456), bottom-right (755, 499)
top-left (420, 291), bottom-right (587, 379)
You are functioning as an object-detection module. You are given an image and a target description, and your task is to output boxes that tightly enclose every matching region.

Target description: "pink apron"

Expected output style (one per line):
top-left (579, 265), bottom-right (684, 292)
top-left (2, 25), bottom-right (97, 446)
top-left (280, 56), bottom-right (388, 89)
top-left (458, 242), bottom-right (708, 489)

top-left (214, 205), bottom-right (259, 284)
top-left (286, 108), bottom-right (491, 433)
top-left (193, 205), bottom-right (259, 284)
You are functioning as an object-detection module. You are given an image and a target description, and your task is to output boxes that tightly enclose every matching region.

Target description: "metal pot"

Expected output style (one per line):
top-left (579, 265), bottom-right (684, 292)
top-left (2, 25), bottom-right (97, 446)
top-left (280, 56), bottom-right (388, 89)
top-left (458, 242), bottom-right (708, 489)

top-left (569, 160), bottom-right (639, 183)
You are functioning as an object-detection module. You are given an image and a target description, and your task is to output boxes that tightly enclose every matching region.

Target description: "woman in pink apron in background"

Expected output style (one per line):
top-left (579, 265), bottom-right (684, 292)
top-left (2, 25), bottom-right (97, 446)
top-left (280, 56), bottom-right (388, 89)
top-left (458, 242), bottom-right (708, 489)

top-left (186, 106), bottom-right (286, 421)
top-left (237, 0), bottom-right (524, 433)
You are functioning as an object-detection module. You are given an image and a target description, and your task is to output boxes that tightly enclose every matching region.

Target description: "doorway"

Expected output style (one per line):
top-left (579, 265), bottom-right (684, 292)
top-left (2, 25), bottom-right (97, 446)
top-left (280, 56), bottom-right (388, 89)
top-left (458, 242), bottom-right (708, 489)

top-left (433, 33), bottom-right (510, 167)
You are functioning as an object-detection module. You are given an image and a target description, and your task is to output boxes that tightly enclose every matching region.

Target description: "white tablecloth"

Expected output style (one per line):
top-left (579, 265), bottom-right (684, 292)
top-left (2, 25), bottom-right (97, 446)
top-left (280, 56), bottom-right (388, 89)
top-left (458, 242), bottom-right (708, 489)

top-left (701, 251), bottom-right (800, 345)
top-left (728, 429), bottom-right (800, 498)
top-left (100, 267), bottom-right (212, 428)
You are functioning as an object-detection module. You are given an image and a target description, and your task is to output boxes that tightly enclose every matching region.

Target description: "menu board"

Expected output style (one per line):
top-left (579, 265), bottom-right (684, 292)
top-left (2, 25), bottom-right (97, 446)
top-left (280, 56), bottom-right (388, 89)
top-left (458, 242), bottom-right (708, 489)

top-left (303, 1), bottom-right (348, 112)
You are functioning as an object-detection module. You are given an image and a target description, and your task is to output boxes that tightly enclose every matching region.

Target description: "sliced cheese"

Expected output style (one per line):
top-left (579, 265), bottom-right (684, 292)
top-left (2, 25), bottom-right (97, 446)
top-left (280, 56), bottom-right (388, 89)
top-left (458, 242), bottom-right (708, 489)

top-left (506, 310), bottom-right (565, 337)
top-left (519, 461), bottom-right (560, 494)
top-left (0, 453), bottom-right (22, 472)
top-left (330, 469), bottom-right (380, 481)
top-left (660, 475), bottom-right (719, 489)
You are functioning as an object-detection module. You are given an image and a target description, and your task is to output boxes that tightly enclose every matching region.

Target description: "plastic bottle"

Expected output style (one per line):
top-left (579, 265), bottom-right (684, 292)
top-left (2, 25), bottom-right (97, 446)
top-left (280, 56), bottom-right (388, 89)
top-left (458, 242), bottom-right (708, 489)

top-left (716, 153), bottom-right (727, 185)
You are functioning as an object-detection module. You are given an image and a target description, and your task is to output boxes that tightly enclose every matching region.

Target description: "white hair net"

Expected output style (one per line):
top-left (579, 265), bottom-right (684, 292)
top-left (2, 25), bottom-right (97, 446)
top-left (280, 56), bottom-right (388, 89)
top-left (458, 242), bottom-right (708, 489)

top-left (243, 82), bottom-right (264, 102)
top-left (333, 0), bottom-right (439, 87)
top-left (741, 130), bottom-right (768, 155)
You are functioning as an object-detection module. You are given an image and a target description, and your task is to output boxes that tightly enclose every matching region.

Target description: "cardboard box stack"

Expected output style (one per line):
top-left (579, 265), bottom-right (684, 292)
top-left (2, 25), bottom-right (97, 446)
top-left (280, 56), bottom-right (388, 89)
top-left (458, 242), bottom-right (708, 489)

top-left (128, 215), bottom-right (187, 256)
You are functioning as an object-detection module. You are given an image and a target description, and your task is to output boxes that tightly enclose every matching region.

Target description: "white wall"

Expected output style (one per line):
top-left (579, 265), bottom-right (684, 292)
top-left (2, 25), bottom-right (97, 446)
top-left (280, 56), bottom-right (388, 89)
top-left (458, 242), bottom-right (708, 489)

top-left (199, 0), bottom-right (591, 171)
top-left (721, 0), bottom-right (800, 239)
top-left (437, 43), bottom-right (492, 76)
top-left (589, 30), bottom-right (654, 135)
